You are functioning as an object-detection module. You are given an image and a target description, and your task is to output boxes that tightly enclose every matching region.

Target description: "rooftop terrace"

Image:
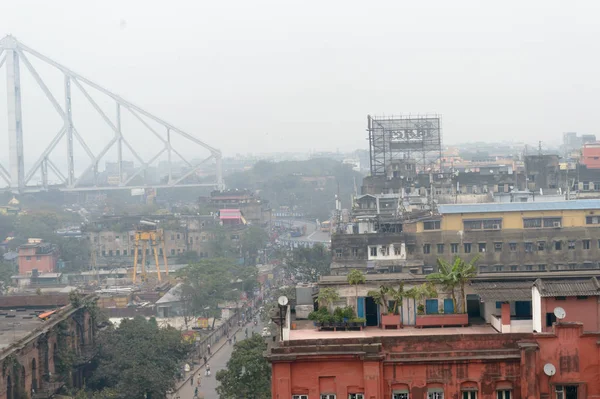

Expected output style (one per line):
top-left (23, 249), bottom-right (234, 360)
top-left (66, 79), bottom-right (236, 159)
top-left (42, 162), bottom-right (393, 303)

top-left (0, 309), bottom-right (48, 349)
top-left (289, 319), bottom-right (497, 341)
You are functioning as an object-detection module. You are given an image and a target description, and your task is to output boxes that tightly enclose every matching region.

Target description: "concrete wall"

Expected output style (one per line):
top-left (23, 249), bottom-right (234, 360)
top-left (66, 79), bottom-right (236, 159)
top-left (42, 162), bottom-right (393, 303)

top-left (532, 286), bottom-right (542, 332)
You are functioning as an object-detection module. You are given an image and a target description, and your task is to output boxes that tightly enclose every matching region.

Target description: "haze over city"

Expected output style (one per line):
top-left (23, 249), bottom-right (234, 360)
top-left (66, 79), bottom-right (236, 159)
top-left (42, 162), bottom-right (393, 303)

top-left (1, 0), bottom-right (599, 158)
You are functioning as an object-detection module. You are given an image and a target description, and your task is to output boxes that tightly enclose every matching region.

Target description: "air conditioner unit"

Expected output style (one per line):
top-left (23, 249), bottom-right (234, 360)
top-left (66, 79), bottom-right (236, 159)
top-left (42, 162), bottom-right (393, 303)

top-left (492, 224), bottom-right (500, 230)
top-left (553, 221), bottom-right (561, 228)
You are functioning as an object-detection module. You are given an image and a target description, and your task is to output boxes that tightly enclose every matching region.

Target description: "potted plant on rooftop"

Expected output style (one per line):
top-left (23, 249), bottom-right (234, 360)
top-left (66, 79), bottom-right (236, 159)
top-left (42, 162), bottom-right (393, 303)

top-left (368, 283), bottom-right (404, 329)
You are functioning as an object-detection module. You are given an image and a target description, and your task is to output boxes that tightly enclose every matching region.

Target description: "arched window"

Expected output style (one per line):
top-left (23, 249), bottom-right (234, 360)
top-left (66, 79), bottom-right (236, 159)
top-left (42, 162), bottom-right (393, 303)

top-left (31, 358), bottom-right (38, 391)
top-left (6, 375), bottom-right (12, 399)
top-left (53, 343), bottom-right (58, 373)
top-left (461, 381), bottom-right (478, 399)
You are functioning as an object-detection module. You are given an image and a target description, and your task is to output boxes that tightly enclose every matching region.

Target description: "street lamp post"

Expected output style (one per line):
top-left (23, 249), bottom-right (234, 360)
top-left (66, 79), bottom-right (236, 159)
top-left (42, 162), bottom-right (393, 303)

top-left (277, 296), bottom-right (288, 341)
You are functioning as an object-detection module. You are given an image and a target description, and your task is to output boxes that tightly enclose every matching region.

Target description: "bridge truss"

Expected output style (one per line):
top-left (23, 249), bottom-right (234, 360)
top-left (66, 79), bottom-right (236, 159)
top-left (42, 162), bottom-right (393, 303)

top-left (0, 35), bottom-right (223, 193)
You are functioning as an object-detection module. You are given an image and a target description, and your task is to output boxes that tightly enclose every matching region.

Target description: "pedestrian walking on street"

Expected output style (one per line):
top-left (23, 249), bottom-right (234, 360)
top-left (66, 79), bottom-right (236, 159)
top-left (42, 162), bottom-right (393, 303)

top-left (203, 355), bottom-right (207, 365)
top-left (207, 343), bottom-right (211, 356)
top-left (194, 386), bottom-right (199, 398)
top-left (190, 375), bottom-right (194, 386)
top-left (205, 363), bottom-right (211, 377)
top-left (233, 334), bottom-right (236, 343)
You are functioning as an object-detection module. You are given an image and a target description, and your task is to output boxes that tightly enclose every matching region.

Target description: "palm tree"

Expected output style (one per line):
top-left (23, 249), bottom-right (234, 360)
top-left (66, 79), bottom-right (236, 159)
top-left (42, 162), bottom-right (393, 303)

top-left (367, 283), bottom-right (405, 315)
top-left (428, 255), bottom-right (479, 313)
top-left (347, 269), bottom-right (366, 310)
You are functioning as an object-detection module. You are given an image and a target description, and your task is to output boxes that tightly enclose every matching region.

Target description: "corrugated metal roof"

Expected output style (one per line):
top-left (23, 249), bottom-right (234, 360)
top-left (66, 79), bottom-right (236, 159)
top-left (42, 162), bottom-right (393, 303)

top-left (438, 199), bottom-right (600, 214)
top-left (471, 281), bottom-right (533, 302)
top-left (219, 209), bottom-right (242, 220)
top-left (534, 277), bottom-right (600, 297)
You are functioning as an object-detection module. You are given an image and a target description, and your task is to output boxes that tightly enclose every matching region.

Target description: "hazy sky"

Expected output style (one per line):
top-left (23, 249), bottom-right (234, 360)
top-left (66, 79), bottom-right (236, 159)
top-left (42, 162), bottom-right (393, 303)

top-left (1, 0), bottom-right (600, 163)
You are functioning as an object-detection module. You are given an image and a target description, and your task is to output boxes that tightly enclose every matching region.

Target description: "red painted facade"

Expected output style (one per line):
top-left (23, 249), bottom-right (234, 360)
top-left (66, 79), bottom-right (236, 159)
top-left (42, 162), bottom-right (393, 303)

top-left (18, 242), bottom-right (58, 275)
top-left (581, 143), bottom-right (600, 169)
top-left (269, 323), bottom-right (600, 399)
top-left (540, 296), bottom-right (600, 332)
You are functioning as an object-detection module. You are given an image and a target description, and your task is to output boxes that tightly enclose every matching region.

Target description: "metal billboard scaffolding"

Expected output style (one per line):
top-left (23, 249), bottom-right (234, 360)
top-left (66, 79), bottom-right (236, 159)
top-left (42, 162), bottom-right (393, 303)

top-left (367, 115), bottom-right (442, 176)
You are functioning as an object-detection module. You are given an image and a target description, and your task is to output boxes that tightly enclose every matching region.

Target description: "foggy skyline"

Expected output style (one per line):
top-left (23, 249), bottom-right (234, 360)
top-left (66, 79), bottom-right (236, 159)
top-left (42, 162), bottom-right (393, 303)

top-left (1, 0), bottom-right (600, 160)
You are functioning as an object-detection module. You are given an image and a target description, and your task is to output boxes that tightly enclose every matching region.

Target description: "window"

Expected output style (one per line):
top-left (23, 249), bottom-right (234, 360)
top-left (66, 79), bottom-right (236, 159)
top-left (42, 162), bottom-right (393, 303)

top-left (523, 218), bottom-right (542, 228)
top-left (293, 396), bottom-right (308, 399)
top-left (586, 216), bottom-right (600, 225)
top-left (525, 265), bottom-right (533, 271)
top-left (464, 219), bottom-right (502, 231)
top-left (423, 244), bottom-right (431, 254)
top-left (101, 250), bottom-right (106, 257)
top-left (464, 243), bottom-right (472, 253)
top-left (351, 247), bottom-right (359, 257)
top-left (348, 395), bottom-right (364, 399)
top-left (556, 296), bottom-right (566, 300)
top-left (555, 385), bottom-right (578, 399)
top-left (393, 393), bottom-right (409, 399)
top-left (496, 301), bottom-right (502, 309)
top-left (538, 264), bottom-right (546, 271)
top-left (36, 255), bottom-right (41, 261)
top-left (451, 243), bottom-right (459, 254)
top-left (479, 266), bottom-right (487, 273)
top-left (524, 217), bottom-right (562, 228)
top-left (568, 240), bottom-right (576, 250)
top-left (176, 234), bottom-right (180, 239)
top-left (462, 392), bottom-right (477, 399)
top-left (26, 256), bottom-right (31, 261)
top-left (555, 241), bottom-right (562, 250)
top-left (116, 250), bottom-right (120, 256)
top-left (370, 246), bottom-right (377, 257)
top-left (546, 312), bottom-right (557, 327)
top-left (509, 242), bottom-right (517, 251)
top-left (583, 239), bottom-right (590, 250)
top-left (583, 182), bottom-right (590, 190)
top-left (437, 244), bottom-right (444, 254)
top-left (525, 242), bottom-right (533, 252)
top-left (496, 391), bottom-right (511, 399)
top-left (577, 296), bottom-right (588, 300)
top-left (510, 265), bottom-right (518, 271)
top-left (424, 220), bottom-right (441, 230)
top-left (494, 265), bottom-right (503, 272)
top-left (123, 250), bottom-right (127, 256)
top-left (380, 246), bottom-right (389, 256)
top-left (321, 395), bottom-right (336, 399)
top-left (494, 242), bottom-right (502, 252)
top-left (108, 250), bottom-right (113, 256)
top-left (170, 249), bottom-right (175, 255)
top-left (537, 241), bottom-right (545, 251)
top-left (335, 249), bottom-right (342, 258)
top-left (428, 392), bottom-right (444, 399)
top-left (394, 246), bottom-right (402, 256)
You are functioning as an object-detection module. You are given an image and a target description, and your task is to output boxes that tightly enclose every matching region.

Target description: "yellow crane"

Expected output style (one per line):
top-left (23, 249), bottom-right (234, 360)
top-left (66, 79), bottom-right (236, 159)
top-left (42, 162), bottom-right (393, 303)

top-left (132, 220), bottom-right (169, 283)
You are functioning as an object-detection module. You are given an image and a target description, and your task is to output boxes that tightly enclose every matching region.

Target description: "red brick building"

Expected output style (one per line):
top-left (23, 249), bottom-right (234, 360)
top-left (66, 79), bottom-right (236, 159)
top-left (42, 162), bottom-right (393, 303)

top-left (269, 321), bottom-right (600, 399)
top-left (18, 239), bottom-right (58, 275)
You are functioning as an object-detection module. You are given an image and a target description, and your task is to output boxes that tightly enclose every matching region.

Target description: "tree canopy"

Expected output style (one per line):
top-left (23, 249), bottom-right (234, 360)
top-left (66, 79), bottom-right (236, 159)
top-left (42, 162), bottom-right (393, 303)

top-left (216, 334), bottom-right (271, 399)
top-left (87, 316), bottom-right (192, 398)
top-left (284, 244), bottom-right (330, 282)
top-left (176, 258), bottom-right (258, 318)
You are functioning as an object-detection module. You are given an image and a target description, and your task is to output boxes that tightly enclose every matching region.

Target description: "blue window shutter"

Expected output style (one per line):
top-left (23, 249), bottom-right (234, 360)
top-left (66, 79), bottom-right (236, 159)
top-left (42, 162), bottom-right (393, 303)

top-left (443, 298), bottom-right (454, 314)
top-left (426, 299), bottom-right (438, 314)
top-left (357, 297), bottom-right (365, 318)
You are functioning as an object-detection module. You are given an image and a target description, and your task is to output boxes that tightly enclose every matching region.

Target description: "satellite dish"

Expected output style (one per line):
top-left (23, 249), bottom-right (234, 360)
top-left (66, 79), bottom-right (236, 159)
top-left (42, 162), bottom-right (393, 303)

top-left (278, 296), bottom-right (289, 307)
top-left (554, 307), bottom-right (566, 320)
top-left (543, 363), bottom-right (556, 377)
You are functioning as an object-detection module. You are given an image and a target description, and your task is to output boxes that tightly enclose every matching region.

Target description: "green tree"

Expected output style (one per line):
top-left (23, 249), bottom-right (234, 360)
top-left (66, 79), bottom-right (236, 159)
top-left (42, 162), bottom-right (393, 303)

top-left (346, 269), bottom-right (365, 311)
top-left (87, 316), bottom-right (192, 398)
top-left (405, 283), bottom-right (437, 315)
top-left (241, 226), bottom-right (269, 266)
top-left (216, 334), bottom-right (271, 399)
top-left (427, 255), bottom-right (479, 313)
top-left (176, 250), bottom-right (199, 265)
top-left (316, 287), bottom-right (340, 311)
top-left (284, 244), bottom-right (330, 282)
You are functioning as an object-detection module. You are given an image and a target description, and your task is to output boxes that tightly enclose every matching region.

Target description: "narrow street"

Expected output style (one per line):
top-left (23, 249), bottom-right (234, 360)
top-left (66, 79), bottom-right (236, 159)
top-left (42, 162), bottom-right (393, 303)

top-left (171, 320), bottom-right (265, 399)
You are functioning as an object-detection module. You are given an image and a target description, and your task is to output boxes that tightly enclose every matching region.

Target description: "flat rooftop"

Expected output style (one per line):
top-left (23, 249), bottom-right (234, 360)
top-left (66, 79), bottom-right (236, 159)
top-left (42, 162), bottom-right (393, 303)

top-left (0, 309), bottom-right (48, 349)
top-left (438, 199), bottom-right (600, 214)
top-left (289, 320), bottom-right (497, 340)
